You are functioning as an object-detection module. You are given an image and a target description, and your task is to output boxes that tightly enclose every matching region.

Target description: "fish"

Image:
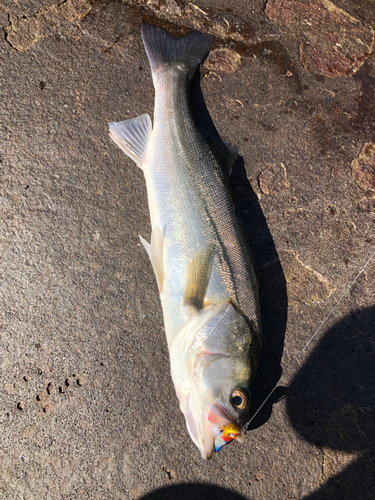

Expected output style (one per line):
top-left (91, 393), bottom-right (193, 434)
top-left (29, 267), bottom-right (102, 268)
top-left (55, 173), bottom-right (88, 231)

top-left (108, 24), bottom-right (262, 459)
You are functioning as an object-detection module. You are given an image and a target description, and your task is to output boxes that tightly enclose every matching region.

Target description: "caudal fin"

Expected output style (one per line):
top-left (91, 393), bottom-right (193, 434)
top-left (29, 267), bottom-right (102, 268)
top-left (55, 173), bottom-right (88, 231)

top-left (141, 24), bottom-right (214, 81)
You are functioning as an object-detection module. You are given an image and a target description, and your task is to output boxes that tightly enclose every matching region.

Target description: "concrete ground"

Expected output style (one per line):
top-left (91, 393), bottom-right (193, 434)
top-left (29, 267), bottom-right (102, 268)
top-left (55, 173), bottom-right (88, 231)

top-left (1, 0), bottom-right (374, 498)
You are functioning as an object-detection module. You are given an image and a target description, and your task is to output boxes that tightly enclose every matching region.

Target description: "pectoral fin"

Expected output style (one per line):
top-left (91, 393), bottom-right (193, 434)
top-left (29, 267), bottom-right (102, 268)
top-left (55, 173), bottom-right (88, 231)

top-left (183, 246), bottom-right (214, 310)
top-left (139, 225), bottom-right (164, 292)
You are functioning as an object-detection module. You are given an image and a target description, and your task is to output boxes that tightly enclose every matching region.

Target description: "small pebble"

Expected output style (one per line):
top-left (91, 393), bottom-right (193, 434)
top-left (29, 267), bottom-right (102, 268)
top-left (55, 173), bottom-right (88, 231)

top-left (47, 381), bottom-right (55, 395)
top-left (65, 377), bottom-right (71, 387)
top-left (162, 465), bottom-right (176, 479)
top-left (36, 394), bottom-right (43, 401)
top-left (43, 405), bottom-right (50, 413)
top-left (59, 386), bottom-right (65, 394)
top-left (167, 470), bottom-right (176, 480)
top-left (17, 402), bottom-right (24, 411)
top-left (77, 378), bottom-right (84, 386)
top-left (23, 375), bottom-right (30, 382)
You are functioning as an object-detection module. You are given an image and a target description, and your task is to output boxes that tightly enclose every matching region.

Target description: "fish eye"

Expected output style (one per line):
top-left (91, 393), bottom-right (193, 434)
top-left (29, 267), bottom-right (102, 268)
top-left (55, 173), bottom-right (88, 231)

top-left (230, 388), bottom-right (248, 409)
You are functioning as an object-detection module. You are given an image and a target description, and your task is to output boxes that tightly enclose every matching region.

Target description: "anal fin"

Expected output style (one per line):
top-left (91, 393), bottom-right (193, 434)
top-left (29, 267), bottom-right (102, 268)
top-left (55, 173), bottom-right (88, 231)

top-left (139, 225), bottom-right (164, 293)
top-left (108, 114), bottom-right (152, 168)
top-left (184, 246), bottom-right (214, 311)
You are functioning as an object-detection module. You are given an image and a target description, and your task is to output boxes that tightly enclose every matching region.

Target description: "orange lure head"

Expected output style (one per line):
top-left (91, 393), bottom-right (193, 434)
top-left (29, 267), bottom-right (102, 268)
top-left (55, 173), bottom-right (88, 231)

top-left (214, 423), bottom-right (241, 452)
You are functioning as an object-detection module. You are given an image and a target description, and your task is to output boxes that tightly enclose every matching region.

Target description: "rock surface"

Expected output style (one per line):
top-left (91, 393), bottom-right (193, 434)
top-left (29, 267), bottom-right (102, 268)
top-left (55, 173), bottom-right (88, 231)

top-left (258, 163), bottom-right (289, 195)
top-left (265, 0), bottom-right (374, 77)
top-left (1, 0), bottom-right (375, 499)
top-left (351, 142), bottom-right (375, 191)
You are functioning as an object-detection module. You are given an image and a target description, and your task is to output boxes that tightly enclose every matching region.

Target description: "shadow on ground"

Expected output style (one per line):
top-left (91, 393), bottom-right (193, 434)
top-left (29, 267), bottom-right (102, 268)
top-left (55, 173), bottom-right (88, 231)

top-left (190, 68), bottom-right (289, 430)
top-left (139, 483), bottom-right (248, 500)
top-left (287, 305), bottom-right (375, 499)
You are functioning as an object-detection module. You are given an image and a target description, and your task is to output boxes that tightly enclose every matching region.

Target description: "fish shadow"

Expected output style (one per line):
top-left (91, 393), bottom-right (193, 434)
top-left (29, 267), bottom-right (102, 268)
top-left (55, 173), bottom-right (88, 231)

top-left (287, 305), bottom-right (375, 499)
top-left (190, 69), bottom-right (288, 430)
top-left (139, 483), bottom-right (248, 500)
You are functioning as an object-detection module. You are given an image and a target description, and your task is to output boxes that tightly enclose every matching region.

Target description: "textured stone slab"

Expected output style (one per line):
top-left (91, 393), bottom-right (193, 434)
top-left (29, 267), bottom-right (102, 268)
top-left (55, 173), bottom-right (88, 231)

top-left (266, 0), bottom-right (374, 77)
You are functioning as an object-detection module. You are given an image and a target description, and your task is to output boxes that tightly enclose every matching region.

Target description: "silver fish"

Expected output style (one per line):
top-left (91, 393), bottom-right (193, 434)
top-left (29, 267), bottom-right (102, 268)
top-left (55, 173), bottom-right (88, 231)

top-left (108, 24), bottom-right (261, 459)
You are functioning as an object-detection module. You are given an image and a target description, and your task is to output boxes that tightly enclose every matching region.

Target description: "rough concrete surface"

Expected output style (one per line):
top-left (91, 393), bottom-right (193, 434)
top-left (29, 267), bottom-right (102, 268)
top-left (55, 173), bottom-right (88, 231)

top-left (1, 0), bottom-right (374, 498)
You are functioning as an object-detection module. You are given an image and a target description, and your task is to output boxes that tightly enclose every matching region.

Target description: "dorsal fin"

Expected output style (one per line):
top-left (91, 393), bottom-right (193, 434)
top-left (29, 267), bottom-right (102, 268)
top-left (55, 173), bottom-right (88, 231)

top-left (198, 128), bottom-right (238, 179)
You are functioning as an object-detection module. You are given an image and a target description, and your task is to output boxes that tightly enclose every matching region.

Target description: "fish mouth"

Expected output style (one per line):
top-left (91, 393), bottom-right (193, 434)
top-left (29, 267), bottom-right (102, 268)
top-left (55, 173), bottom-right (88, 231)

top-left (185, 402), bottom-right (236, 460)
top-left (212, 405), bottom-right (243, 454)
top-left (214, 403), bottom-right (235, 425)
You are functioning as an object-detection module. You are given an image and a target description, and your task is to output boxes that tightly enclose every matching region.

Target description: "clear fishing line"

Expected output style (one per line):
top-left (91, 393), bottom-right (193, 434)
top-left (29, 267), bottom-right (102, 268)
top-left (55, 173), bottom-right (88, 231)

top-left (244, 246), bottom-right (375, 432)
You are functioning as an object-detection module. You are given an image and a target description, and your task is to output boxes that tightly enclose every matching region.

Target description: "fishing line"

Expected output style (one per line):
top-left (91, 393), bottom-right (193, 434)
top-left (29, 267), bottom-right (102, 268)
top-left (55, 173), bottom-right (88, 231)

top-left (244, 246), bottom-right (375, 432)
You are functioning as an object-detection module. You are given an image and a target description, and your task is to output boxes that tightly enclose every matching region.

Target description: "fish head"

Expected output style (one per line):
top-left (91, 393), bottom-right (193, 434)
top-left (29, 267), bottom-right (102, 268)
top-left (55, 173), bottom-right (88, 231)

top-left (170, 301), bottom-right (260, 459)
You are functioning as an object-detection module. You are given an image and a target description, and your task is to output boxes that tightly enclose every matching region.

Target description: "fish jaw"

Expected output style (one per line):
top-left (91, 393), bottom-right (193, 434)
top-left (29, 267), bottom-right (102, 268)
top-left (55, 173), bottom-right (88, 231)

top-left (183, 394), bottom-right (236, 459)
top-left (184, 403), bottom-right (219, 460)
top-left (182, 394), bottom-right (243, 459)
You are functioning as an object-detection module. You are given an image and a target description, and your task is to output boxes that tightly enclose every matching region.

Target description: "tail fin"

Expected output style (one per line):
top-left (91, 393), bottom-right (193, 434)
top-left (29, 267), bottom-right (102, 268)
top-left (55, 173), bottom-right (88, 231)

top-left (141, 24), bottom-right (214, 81)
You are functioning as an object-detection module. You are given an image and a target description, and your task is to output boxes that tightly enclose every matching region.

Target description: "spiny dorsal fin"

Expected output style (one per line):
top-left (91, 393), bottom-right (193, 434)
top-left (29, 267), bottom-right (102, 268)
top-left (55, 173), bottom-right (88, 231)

top-left (198, 127), bottom-right (238, 180)
top-left (108, 114), bottom-right (152, 168)
top-left (139, 225), bottom-right (164, 292)
top-left (183, 245), bottom-right (214, 311)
